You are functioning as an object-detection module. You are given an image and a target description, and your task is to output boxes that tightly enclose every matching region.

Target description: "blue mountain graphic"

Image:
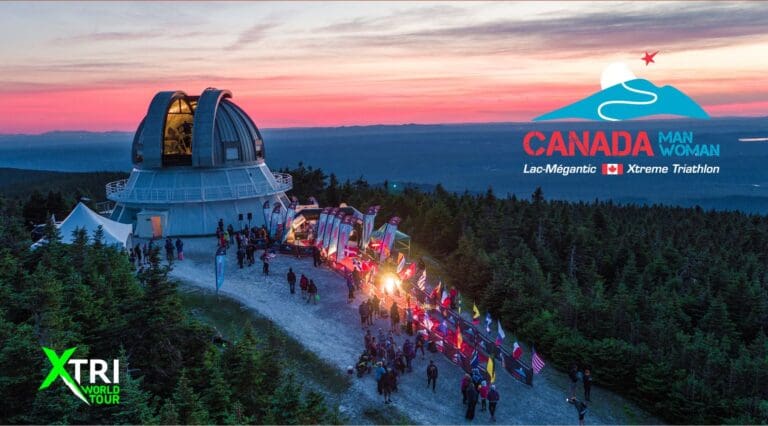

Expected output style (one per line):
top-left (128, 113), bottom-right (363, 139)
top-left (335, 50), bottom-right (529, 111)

top-left (534, 78), bottom-right (709, 121)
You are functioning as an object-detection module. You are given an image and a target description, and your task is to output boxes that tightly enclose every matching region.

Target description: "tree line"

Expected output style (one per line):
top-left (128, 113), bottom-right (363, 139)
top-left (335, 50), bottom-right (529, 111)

top-left (0, 196), bottom-right (340, 424)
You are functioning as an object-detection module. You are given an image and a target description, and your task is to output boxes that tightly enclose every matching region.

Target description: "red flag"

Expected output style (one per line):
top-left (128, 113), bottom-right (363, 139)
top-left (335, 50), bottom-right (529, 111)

top-left (512, 341), bottom-right (523, 360)
top-left (456, 324), bottom-right (463, 350)
top-left (601, 163), bottom-right (624, 175)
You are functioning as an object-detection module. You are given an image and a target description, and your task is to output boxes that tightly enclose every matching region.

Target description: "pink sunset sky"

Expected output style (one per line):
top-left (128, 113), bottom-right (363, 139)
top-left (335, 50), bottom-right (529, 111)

top-left (1, 1), bottom-right (767, 134)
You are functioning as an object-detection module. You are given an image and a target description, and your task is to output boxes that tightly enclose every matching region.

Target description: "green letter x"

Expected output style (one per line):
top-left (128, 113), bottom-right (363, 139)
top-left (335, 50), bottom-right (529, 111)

top-left (39, 347), bottom-right (90, 405)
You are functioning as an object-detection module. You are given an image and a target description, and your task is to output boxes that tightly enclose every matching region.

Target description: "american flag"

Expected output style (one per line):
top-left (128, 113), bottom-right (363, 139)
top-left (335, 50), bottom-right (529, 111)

top-left (416, 269), bottom-right (427, 291)
top-left (532, 349), bottom-right (546, 374)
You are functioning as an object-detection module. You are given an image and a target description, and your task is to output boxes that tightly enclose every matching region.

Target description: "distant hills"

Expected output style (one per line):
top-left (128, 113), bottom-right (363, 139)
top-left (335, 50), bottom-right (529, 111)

top-left (2, 118), bottom-right (768, 212)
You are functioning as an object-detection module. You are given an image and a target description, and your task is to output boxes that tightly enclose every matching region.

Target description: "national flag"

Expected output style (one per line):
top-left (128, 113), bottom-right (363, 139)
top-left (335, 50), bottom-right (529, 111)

top-left (601, 163), bottom-right (624, 175)
top-left (441, 290), bottom-right (451, 308)
top-left (470, 349), bottom-right (479, 368)
top-left (512, 341), bottom-right (523, 360)
top-left (485, 313), bottom-right (492, 334)
top-left (431, 280), bottom-right (442, 300)
top-left (351, 258), bottom-right (362, 271)
top-left (424, 312), bottom-right (434, 330)
top-left (456, 324), bottom-right (463, 350)
top-left (344, 245), bottom-right (358, 258)
top-left (457, 292), bottom-right (463, 313)
top-left (416, 269), bottom-right (427, 291)
top-left (438, 320), bottom-right (448, 334)
top-left (496, 322), bottom-right (506, 346)
top-left (532, 349), bottom-right (546, 374)
top-left (472, 303), bottom-right (481, 325)
top-left (487, 357), bottom-right (496, 383)
top-left (396, 252), bottom-right (406, 273)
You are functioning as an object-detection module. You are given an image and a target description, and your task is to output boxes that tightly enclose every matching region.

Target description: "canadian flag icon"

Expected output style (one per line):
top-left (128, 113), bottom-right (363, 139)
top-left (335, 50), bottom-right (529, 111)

top-left (601, 163), bottom-right (624, 175)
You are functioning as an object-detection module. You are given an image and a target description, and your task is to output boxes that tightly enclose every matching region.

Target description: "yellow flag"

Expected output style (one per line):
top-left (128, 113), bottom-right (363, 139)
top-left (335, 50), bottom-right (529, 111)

top-left (472, 303), bottom-right (481, 319)
top-left (487, 357), bottom-right (496, 383)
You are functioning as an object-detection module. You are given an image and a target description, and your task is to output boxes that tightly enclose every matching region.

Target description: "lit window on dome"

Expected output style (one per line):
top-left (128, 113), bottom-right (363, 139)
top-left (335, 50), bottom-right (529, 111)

top-left (163, 98), bottom-right (194, 166)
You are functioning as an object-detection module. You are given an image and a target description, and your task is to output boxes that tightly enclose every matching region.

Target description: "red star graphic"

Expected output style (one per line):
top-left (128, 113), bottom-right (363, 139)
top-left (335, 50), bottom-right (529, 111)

top-left (642, 50), bottom-right (658, 66)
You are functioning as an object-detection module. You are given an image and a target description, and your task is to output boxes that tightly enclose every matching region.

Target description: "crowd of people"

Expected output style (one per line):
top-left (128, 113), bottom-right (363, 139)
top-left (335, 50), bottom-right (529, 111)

top-left (128, 237), bottom-right (184, 269)
top-left (127, 217), bottom-right (599, 425)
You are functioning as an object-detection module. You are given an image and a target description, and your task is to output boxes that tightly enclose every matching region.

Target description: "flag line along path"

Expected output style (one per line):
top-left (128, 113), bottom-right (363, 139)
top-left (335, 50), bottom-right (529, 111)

top-left (171, 237), bottom-right (660, 425)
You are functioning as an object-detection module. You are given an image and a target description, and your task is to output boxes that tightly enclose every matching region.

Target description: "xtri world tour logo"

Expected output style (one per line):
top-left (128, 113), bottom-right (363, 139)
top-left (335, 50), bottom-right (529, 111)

top-left (38, 347), bottom-right (121, 406)
top-left (521, 52), bottom-right (720, 176)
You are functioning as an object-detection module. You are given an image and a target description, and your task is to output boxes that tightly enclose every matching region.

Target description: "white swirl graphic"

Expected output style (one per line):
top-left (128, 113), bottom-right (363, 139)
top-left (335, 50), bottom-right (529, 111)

top-left (597, 81), bottom-right (658, 121)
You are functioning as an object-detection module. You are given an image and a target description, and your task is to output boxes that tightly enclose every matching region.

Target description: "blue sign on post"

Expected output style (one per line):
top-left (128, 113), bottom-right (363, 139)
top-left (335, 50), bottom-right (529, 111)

top-left (215, 248), bottom-right (226, 293)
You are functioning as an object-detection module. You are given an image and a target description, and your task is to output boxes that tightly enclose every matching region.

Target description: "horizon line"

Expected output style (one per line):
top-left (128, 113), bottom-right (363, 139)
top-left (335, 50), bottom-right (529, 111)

top-left (1, 115), bottom-right (766, 137)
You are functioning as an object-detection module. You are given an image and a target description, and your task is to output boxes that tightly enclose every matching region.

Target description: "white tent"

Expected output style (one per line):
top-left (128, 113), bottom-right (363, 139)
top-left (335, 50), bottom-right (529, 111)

top-left (58, 202), bottom-right (133, 248)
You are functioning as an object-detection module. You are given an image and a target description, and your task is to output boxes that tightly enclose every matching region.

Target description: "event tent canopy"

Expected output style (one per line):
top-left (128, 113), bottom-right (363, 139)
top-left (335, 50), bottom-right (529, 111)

top-left (58, 202), bottom-right (133, 247)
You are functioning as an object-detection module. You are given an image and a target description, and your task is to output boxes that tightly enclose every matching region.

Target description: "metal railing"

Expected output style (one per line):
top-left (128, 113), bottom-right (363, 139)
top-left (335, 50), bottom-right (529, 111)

top-left (106, 172), bottom-right (292, 203)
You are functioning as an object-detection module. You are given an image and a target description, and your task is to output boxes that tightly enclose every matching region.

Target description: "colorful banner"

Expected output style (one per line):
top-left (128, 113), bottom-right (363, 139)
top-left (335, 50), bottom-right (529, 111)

top-left (327, 211), bottom-right (344, 254)
top-left (270, 202), bottom-right (282, 238)
top-left (215, 249), bottom-right (226, 291)
top-left (283, 200), bottom-right (298, 243)
top-left (336, 214), bottom-right (355, 263)
top-left (379, 216), bottom-right (401, 262)
top-left (262, 200), bottom-right (271, 230)
top-left (322, 207), bottom-right (340, 249)
top-left (316, 207), bottom-right (332, 245)
top-left (361, 205), bottom-right (380, 250)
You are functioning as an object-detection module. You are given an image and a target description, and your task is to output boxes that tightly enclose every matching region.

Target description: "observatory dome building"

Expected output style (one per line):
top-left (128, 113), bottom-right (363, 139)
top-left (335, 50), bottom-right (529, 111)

top-left (107, 88), bottom-right (291, 237)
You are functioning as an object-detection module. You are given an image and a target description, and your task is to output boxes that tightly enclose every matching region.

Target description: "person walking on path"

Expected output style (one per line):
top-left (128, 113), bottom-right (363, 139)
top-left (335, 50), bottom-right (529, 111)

top-left (287, 268), bottom-right (296, 294)
top-left (583, 368), bottom-right (593, 402)
top-left (299, 274), bottom-right (309, 296)
top-left (307, 279), bottom-right (318, 304)
top-left (415, 331), bottom-right (426, 359)
top-left (312, 245), bottom-right (321, 267)
top-left (366, 298), bottom-right (374, 325)
top-left (568, 397), bottom-right (588, 426)
top-left (371, 294), bottom-right (380, 319)
top-left (175, 238), bottom-right (184, 261)
top-left (487, 385), bottom-right (500, 422)
top-left (568, 364), bottom-right (579, 399)
top-left (426, 360), bottom-right (438, 392)
top-left (465, 382), bottom-right (479, 420)
top-left (134, 244), bottom-right (143, 266)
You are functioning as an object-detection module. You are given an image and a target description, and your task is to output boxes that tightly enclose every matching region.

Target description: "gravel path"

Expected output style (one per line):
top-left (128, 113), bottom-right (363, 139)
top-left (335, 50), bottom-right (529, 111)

top-left (170, 237), bottom-right (659, 425)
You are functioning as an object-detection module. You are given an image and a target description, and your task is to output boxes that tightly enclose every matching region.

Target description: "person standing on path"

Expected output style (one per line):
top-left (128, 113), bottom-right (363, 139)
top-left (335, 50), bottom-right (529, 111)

top-left (465, 382), bottom-right (478, 420)
top-left (461, 373), bottom-right (471, 404)
top-left (390, 302), bottom-right (400, 334)
top-left (359, 301), bottom-right (370, 327)
top-left (307, 279), bottom-right (318, 304)
top-left (426, 360), bottom-right (438, 392)
top-left (286, 268), bottom-right (296, 294)
top-left (568, 364), bottom-right (579, 399)
top-left (312, 245), bottom-right (321, 267)
top-left (487, 384), bottom-right (500, 422)
top-left (300, 274), bottom-right (308, 296)
top-left (262, 252), bottom-right (270, 276)
top-left (479, 380), bottom-right (489, 412)
top-left (164, 237), bottom-right (174, 263)
top-left (175, 238), bottom-right (184, 261)
top-left (346, 273), bottom-right (355, 303)
top-left (583, 368), bottom-right (593, 402)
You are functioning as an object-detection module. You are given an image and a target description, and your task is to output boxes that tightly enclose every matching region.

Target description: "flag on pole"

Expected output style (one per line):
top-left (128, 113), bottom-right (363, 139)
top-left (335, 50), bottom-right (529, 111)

top-left (496, 322), bottom-right (506, 346)
top-left (417, 269), bottom-right (427, 291)
top-left (485, 313), bottom-right (492, 334)
top-left (532, 348), bottom-right (546, 374)
top-left (512, 341), bottom-right (523, 360)
top-left (441, 290), bottom-right (451, 308)
top-left (487, 357), bottom-right (496, 383)
top-left (397, 252), bottom-right (406, 273)
top-left (431, 280), bottom-right (442, 300)
top-left (472, 303), bottom-right (481, 325)
top-left (470, 349), bottom-right (479, 368)
top-left (424, 312), bottom-right (434, 330)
